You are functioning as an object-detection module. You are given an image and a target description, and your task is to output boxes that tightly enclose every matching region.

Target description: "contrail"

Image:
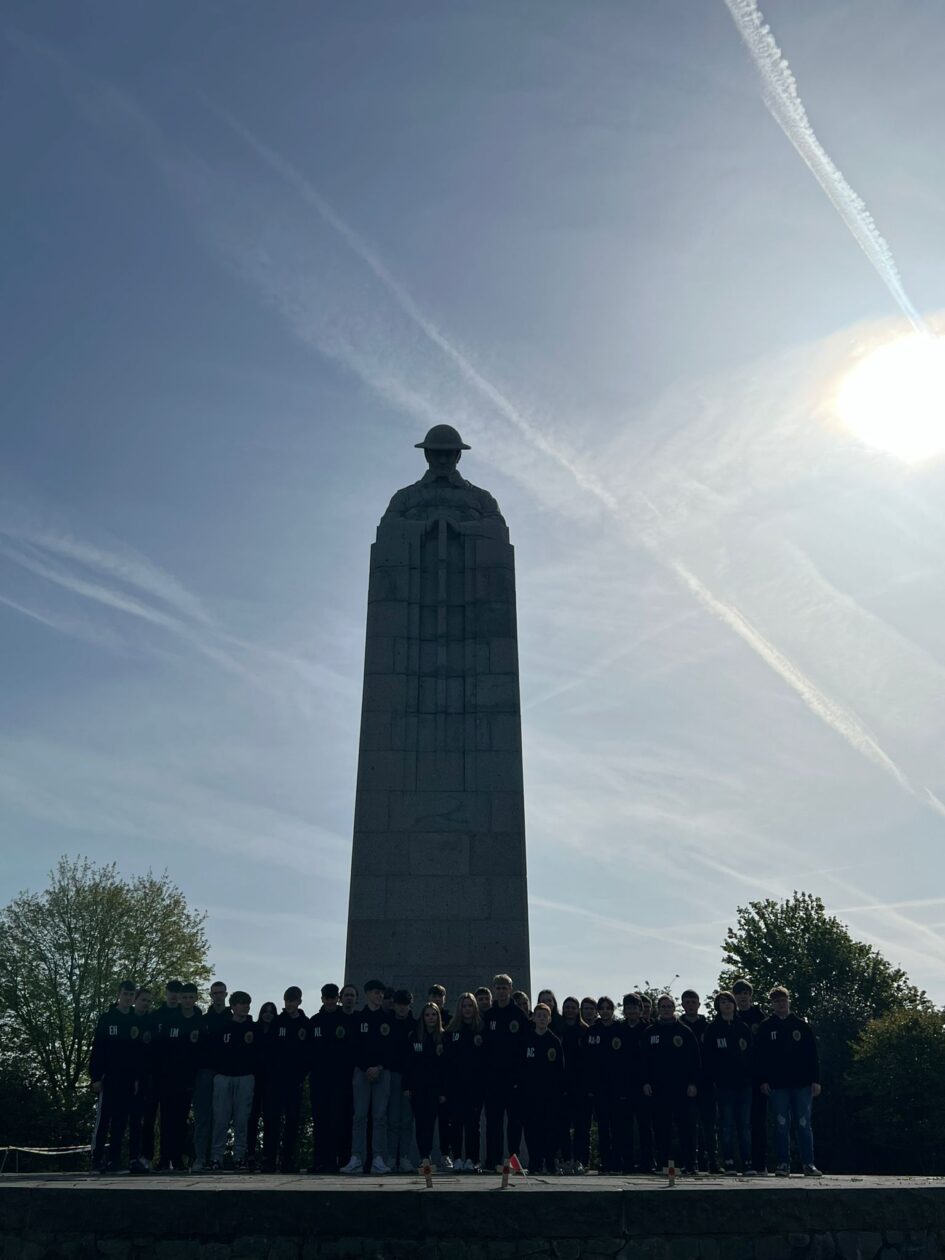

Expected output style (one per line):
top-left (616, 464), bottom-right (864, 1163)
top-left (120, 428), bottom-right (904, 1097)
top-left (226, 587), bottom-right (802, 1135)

top-left (215, 113), bottom-right (922, 808)
top-left (723, 0), bottom-right (925, 333)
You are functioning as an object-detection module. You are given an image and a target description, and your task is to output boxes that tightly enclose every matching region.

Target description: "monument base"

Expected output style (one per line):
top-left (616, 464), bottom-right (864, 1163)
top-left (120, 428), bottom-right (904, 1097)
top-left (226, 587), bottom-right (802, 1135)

top-left (2, 1174), bottom-right (944, 1260)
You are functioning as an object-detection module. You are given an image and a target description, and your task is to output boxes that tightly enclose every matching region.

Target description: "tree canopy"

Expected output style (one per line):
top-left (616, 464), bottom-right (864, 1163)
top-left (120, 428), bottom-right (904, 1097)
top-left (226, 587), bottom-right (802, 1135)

top-left (0, 855), bottom-right (210, 1138)
top-left (718, 890), bottom-right (927, 1019)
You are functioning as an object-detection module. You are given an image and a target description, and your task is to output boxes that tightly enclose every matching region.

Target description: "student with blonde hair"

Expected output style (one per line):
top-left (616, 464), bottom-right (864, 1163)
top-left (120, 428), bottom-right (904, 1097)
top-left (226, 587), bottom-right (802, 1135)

top-left (445, 993), bottom-right (486, 1171)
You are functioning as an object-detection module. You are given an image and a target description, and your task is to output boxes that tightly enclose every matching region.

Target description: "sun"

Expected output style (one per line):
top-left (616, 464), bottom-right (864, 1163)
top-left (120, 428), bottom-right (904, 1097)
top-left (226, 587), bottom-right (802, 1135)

top-left (835, 334), bottom-right (945, 463)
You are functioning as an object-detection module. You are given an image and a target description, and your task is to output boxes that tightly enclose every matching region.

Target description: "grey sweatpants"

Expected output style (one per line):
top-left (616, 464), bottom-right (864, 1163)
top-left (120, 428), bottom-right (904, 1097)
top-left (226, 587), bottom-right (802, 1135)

top-left (211, 1074), bottom-right (254, 1162)
top-left (351, 1067), bottom-right (390, 1164)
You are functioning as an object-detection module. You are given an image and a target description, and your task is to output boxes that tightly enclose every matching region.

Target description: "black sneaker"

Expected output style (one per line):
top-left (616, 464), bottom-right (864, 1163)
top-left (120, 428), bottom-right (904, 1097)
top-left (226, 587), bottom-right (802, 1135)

top-left (209, 1161), bottom-right (223, 1172)
top-left (803, 1164), bottom-right (824, 1178)
top-left (128, 1159), bottom-right (149, 1176)
top-left (234, 1160), bottom-right (249, 1173)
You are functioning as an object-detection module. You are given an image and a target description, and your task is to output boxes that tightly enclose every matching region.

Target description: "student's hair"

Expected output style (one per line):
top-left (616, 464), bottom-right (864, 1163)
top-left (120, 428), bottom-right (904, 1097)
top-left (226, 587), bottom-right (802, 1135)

top-left (681, 989), bottom-right (699, 1001)
top-left (418, 1001), bottom-right (443, 1043)
top-left (512, 990), bottom-right (530, 1008)
top-left (622, 993), bottom-right (643, 1009)
top-left (474, 986), bottom-right (492, 999)
top-left (713, 991), bottom-right (736, 1013)
top-left (596, 995), bottom-right (615, 1009)
top-left (383, 988), bottom-right (395, 1001)
top-left (536, 988), bottom-right (559, 1013)
top-left (533, 1002), bottom-right (551, 1018)
top-left (428, 984), bottom-right (446, 999)
top-left (135, 987), bottom-right (152, 999)
top-left (165, 980), bottom-right (184, 994)
top-left (340, 983), bottom-right (359, 998)
top-left (210, 980), bottom-right (227, 993)
top-left (656, 993), bottom-right (676, 1009)
top-left (180, 983), bottom-right (198, 996)
top-left (768, 985), bottom-right (791, 1001)
top-left (258, 1001), bottom-right (278, 1018)
top-left (446, 992), bottom-right (483, 1034)
top-left (493, 974), bottom-right (513, 989)
top-left (393, 989), bottom-right (413, 1006)
top-left (230, 991), bottom-right (251, 1006)
top-left (580, 996), bottom-right (597, 1011)
top-left (731, 978), bottom-right (753, 996)
top-left (364, 979), bottom-right (386, 994)
top-left (118, 980), bottom-right (136, 993)
top-left (561, 996), bottom-right (587, 1028)
top-left (284, 986), bottom-right (302, 1002)
top-left (321, 983), bottom-right (340, 999)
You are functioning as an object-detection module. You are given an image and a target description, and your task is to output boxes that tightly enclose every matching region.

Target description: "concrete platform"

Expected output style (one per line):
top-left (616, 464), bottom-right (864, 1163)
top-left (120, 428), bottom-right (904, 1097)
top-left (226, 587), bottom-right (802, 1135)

top-left (2, 1173), bottom-right (944, 1260)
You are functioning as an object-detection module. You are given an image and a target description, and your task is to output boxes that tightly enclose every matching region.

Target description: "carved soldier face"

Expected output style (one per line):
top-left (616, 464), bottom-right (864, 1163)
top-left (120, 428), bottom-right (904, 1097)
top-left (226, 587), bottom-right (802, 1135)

top-left (425, 449), bottom-right (460, 477)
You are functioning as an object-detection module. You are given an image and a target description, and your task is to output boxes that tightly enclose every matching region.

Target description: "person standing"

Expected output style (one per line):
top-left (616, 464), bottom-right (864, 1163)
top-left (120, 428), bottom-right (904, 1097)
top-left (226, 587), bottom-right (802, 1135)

top-left (148, 982), bottom-right (183, 1170)
top-left (247, 1001), bottom-right (279, 1171)
top-left (444, 993), bottom-right (487, 1171)
top-left (680, 989), bottom-right (719, 1173)
top-left (587, 996), bottom-right (624, 1174)
top-left (620, 994), bottom-right (653, 1174)
top-left (386, 989), bottom-right (419, 1172)
top-left (341, 979), bottom-right (395, 1175)
top-left (702, 991), bottom-right (755, 1176)
top-left (273, 986), bottom-right (309, 1173)
top-left (516, 1003), bottom-right (563, 1174)
top-left (209, 991), bottom-right (256, 1171)
top-left (90, 981), bottom-right (141, 1173)
top-left (732, 978), bottom-right (768, 1173)
top-left (404, 1003), bottom-right (447, 1170)
top-left (475, 987), bottom-right (493, 1018)
top-left (192, 980), bottom-right (230, 1171)
top-left (558, 996), bottom-right (590, 1174)
top-left (756, 987), bottom-right (823, 1177)
top-left (128, 987), bottom-right (155, 1174)
top-left (643, 994), bottom-right (700, 1175)
top-left (154, 982), bottom-right (203, 1171)
top-left (484, 974), bottom-right (525, 1170)
top-left (310, 984), bottom-right (354, 1174)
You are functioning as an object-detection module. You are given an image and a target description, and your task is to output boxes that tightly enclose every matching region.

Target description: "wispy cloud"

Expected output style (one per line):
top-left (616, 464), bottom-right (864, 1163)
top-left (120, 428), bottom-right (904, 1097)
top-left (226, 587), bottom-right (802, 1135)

top-left (723, 0), bottom-right (924, 331)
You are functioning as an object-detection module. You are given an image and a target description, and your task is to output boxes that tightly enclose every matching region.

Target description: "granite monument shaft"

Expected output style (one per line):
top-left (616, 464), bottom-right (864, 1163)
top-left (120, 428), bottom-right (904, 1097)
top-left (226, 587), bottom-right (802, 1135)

top-left (345, 426), bottom-right (531, 1001)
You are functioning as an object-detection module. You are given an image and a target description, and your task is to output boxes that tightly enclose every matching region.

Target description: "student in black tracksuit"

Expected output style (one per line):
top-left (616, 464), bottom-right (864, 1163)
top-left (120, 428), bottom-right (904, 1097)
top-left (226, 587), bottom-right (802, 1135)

top-left (128, 987), bottom-right (156, 1172)
top-left (248, 1002), bottom-right (279, 1170)
top-left (643, 994), bottom-right (701, 1174)
top-left (516, 1002), bottom-right (564, 1174)
top-left (153, 983), bottom-right (204, 1170)
top-left (444, 993), bottom-right (487, 1170)
top-left (558, 997), bottom-right (590, 1173)
top-left (756, 986), bottom-right (822, 1176)
top-left (90, 981), bottom-right (142, 1173)
top-left (310, 984), bottom-right (354, 1174)
top-left (732, 979), bottom-right (767, 1172)
top-left (620, 994), bottom-right (653, 1174)
top-left (680, 989), bottom-right (719, 1172)
top-left (404, 1003), bottom-right (447, 1166)
top-left (702, 991), bottom-right (755, 1175)
top-left (273, 987), bottom-right (309, 1173)
top-left (484, 974), bottom-right (526, 1169)
top-left (586, 996), bottom-right (624, 1174)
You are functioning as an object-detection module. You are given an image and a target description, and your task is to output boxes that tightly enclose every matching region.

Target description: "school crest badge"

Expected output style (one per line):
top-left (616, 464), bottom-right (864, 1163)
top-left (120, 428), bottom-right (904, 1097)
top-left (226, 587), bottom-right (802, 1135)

top-left (335, 1025), bottom-right (346, 1039)
top-left (380, 1023), bottom-right (391, 1037)
top-left (739, 1038), bottom-right (748, 1051)
top-left (474, 1034), bottom-right (483, 1047)
top-left (130, 1026), bottom-right (139, 1040)
top-left (298, 1027), bottom-right (307, 1041)
top-left (612, 1038), bottom-right (622, 1051)
top-left (672, 1035), bottom-right (683, 1048)
top-left (548, 1047), bottom-right (557, 1061)
top-left (510, 1020), bottom-right (520, 1033)
top-left (244, 1031), bottom-right (254, 1044)
top-left (190, 1029), bottom-right (200, 1043)
top-left (792, 1029), bottom-right (802, 1042)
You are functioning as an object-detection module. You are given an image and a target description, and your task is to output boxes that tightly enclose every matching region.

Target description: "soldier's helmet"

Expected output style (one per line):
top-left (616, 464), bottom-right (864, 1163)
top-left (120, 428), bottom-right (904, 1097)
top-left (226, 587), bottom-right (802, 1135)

top-left (415, 424), bottom-right (470, 451)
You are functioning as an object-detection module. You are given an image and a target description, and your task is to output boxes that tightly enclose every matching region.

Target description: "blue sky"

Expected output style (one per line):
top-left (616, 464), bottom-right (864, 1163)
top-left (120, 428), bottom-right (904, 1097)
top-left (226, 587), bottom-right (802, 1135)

top-left (3, 1), bottom-right (945, 1009)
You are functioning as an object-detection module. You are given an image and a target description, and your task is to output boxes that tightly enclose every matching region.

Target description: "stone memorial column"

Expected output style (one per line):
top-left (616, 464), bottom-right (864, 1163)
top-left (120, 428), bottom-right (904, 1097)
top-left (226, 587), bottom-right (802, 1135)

top-left (344, 426), bottom-right (531, 1003)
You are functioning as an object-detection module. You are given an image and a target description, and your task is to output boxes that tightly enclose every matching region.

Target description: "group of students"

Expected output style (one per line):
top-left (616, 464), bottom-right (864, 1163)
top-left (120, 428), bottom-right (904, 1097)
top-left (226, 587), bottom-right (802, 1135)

top-left (88, 973), bottom-right (823, 1179)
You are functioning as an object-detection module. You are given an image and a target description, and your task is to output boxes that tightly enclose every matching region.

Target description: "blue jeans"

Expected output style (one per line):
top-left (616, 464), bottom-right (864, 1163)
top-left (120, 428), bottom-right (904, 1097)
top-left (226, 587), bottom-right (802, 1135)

top-left (716, 1085), bottom-right (751, 1167)
top-left (769, 1086), bottom-right (814, 1167)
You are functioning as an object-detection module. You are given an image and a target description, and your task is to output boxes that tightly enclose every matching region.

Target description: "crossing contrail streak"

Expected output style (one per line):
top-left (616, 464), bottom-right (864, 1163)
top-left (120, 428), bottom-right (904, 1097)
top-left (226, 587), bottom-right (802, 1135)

top-left (723, 0), bottom-right (926, 333)
top-left (216, 114), bottom-right (923, 812)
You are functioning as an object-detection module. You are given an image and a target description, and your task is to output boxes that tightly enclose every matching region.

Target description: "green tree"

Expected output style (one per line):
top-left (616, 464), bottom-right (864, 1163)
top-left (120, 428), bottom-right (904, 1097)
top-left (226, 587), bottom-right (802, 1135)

top-left (0, 856), bottom-right (210, 1142)
top-left (849, 1008), bottom-right (945, 1174)
top-left (718, 891), bottom-right (929, 1171)
top-left (718, 891), bottom-right (926, 1019)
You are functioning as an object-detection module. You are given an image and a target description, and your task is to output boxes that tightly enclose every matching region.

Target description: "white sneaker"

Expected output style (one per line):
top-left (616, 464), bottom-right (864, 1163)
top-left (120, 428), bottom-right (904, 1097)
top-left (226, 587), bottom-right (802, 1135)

top-left (440, 1155), bottom-right (454, 1171)
top-left (370, 1156), bottom-right (391, 1174)
top-left (340, 1156), bottom-right (363, 1175)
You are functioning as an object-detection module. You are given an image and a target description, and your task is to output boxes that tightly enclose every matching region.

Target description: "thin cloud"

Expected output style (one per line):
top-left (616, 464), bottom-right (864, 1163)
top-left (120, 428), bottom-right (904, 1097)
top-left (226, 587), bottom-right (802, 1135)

top-left (723, 0), bottom-right (924, 332)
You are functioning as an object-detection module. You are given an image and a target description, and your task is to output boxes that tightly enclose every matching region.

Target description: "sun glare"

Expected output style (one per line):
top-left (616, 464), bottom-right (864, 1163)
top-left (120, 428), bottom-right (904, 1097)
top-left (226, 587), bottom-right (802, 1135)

top-left (835, 334), bottom-right (945, 463)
